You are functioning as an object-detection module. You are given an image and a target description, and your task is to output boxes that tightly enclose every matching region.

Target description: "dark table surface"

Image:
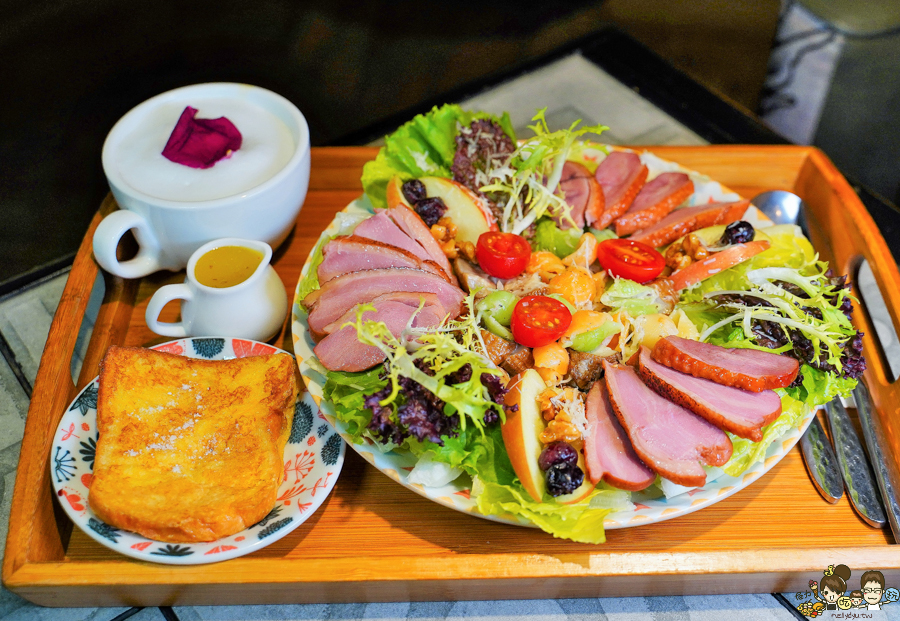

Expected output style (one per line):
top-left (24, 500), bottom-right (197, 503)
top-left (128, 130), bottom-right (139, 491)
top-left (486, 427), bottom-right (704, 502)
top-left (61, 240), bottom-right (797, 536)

top-left (2, 2), bottom-right (897, 297)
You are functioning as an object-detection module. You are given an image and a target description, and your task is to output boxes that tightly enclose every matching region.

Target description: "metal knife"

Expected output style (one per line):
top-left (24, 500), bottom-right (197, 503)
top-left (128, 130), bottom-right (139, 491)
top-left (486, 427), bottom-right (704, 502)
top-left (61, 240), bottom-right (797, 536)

top-left (825, 397), bottom-right (886, 527)
top-left (799, 415), bottom-right (843, 503)
top-left (853, 382), bottom-right (900, 541)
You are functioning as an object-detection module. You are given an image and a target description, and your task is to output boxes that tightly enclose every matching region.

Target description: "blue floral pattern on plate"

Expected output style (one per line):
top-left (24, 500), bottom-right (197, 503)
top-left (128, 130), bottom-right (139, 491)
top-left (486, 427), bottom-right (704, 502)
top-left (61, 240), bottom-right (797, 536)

top-left (51, 337), bottom-right (345, 565)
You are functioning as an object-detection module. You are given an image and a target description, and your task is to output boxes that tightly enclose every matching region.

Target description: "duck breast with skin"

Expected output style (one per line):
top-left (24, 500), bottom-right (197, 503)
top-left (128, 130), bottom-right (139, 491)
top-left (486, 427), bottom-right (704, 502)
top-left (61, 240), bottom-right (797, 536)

top-left (303, 268), bottom-right (465, 341)
top-left (613, 172), bottom-right (694, 236)
top-left (636, 347), bottom-right (782, 441)
top-left (652, 336), bottom-right (799, 392)
top-left (353, 212), bottom-right (436, 265)
top-left (381, 206), bottom-right (454, 279)
top-left (556, 161), bottom-right (603, 230)
top-left (584, 382), bottom-right (655, 491)
top-left (628, 200), bottom-right (750, 249)
top-left (603, 360), bottom-right (733, 488)
top-left (317, 235), bottom-right (449, 284)
top-left (590, 151), bottom-right (648, 229)
top-left (314, 294), bottom-right (444, 373)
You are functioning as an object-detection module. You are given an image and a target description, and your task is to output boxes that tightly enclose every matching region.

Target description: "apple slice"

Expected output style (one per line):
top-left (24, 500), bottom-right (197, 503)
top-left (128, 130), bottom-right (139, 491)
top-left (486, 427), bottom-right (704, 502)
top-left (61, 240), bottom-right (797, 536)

top-left (386, 176), bottom-right (413, 209)
top-left (501, 369), bottom-right (548, 503)
top-left (419, 177), bottom-right (498, 245)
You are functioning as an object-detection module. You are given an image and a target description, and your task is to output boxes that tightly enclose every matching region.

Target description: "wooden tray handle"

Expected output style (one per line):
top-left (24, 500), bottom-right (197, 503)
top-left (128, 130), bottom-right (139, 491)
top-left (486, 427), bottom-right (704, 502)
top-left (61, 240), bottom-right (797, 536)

top-left (4, 194), bottom-right (136, 569)
top-left (797, 151), bottom-right (900, 492)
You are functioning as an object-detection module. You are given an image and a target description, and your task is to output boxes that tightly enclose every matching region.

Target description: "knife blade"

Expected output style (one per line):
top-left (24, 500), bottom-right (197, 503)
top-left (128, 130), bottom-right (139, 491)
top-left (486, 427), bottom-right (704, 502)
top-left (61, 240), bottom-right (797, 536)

top-left (825, 398), bottom-right (886, 527)
top-left (853, 382), bottom-right (900, 541)
top-left (799, 414), bottom-right (843, 503)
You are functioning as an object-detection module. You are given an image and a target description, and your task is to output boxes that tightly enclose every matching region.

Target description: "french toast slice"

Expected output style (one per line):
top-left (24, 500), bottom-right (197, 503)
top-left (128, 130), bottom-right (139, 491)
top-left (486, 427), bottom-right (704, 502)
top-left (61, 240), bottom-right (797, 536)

top-left (88, 345), bottom-right (298, 543)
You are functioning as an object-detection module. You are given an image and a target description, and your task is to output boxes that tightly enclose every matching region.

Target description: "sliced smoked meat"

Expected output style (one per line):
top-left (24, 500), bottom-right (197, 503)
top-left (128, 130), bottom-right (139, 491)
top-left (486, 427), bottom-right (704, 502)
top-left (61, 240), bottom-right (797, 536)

top-left (652, 335), bottom-right (799, 392)
top-left (321, 291), bottom-right (445, 335)
top-left (584, 381), bottom-right (655, 491)
top-left (353, 212), bottom-right (435, 265)
top-left (628, 200), bottom-right (750, 248)
top-left (382, 206), bottom-right (454, 280)
top-left (314, 295), bottom-right (444, 372)
top-left (303, 268), bottom-right (465, 341)
top-left (636, 347), bottom-right (782, 441)
top-left (603, 360), bottom-right (732, 488)
top-left (555, 161), bottom-right (603, 230)
top-left (613, 172), bottom-right (694, 237)
top-left (317, 235), bottom-right (449, 284)
top-left (590, 151), bottom-right (648, 229)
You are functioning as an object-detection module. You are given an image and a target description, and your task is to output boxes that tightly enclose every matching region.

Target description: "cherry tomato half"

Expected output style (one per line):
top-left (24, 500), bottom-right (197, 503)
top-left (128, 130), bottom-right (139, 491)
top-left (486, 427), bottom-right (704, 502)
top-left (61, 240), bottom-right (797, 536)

top-left (596, 238), bottom-right (665, 283)
top-left (511, 295), bottom-right (572, 348)
top-left (475, 231), bottom-right (531, 279)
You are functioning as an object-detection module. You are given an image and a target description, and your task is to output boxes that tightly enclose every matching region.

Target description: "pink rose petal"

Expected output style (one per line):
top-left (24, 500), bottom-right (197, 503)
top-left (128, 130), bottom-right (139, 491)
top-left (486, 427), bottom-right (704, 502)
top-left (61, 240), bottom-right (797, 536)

top-left (162, 106), bottom-right (242, 169)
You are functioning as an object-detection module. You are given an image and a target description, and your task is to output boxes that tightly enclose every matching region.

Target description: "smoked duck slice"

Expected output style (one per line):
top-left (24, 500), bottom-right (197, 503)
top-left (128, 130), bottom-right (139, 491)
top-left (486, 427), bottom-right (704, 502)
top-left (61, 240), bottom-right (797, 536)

top-left (613, 172), bottom-right (694, 237)
top-left (590, 151), bottom-right (648, 229)
top-left (652, 335), bottom-right (800, 392)
top-left (584, 381), bottom-right (655, 491)
top-left (382, 206), bottom-right (454, 280)
top-left (314, 294), bottom-right (444, 372)
top-left (603, 360), bottom-right (733, 488)
top-left (556, 161), bottom-right (603, 230)
top-left (628, 200), bottom-right (750, 248)
top-left (317, 235), bottom-right (449, 284)
top-left (353, 212), bottom-right (435, 265)
top-left (636, 347), bottom-right (782, 441)
top-left (303, 268), bottom-right (465, 342)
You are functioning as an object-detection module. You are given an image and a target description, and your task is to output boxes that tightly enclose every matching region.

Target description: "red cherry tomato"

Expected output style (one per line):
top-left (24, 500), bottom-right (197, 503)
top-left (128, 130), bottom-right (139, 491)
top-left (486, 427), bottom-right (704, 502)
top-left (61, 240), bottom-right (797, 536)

top-left (596, 238), bottom-right (665, 283)
top-left (511, 295), bottom-right (572, 347)
top-left (475, 231), bottom-right (531, 279)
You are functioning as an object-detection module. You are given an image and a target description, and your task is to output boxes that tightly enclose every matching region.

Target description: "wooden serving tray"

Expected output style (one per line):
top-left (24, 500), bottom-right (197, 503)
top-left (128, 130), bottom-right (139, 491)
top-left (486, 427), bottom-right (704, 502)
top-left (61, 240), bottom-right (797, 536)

top-left (5, 146), bottom-right (900, 607)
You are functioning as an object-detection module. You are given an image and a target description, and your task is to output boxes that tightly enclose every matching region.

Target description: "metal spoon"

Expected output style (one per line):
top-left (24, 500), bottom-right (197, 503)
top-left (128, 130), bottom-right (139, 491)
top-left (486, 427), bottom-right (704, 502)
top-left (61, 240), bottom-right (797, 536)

top-left (750, 190), bottom-right (895, 532)
top-left (750, 191), bottom-right (841, 504)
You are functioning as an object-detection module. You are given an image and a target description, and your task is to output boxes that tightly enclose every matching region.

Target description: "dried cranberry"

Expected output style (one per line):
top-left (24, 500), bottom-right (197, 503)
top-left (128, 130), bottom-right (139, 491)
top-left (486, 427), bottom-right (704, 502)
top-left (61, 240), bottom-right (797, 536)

top-left (720, 220), bottom-right (755, 245)
top-left (401, 179), bottom-right (427, 203)
top-left (538, 441), bottom-right (579, 472)
top-left (545, 462), bottom-right (585, 496)
top-left (414, 197), bottom-right (447, 227)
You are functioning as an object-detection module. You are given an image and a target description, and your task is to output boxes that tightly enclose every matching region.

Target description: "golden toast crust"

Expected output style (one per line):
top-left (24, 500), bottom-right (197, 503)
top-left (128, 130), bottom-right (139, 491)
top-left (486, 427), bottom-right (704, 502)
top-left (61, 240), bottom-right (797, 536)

top-left (88, 346), bottom-right (298, 543)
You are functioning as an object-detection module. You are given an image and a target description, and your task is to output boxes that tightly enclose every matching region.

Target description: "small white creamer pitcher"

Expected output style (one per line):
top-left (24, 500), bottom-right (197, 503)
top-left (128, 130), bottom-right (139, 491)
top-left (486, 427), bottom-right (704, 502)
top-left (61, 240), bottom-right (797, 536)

top-left (145, 238), bottom-right (288, 342)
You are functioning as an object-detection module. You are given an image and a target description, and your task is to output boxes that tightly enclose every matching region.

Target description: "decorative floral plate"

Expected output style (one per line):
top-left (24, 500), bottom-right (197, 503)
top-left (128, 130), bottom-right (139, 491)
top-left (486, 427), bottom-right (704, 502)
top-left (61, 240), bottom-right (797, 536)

top-left (51, 337), bottom-right (345, 564)
top-left (291, 147), bottom-right (814, 531)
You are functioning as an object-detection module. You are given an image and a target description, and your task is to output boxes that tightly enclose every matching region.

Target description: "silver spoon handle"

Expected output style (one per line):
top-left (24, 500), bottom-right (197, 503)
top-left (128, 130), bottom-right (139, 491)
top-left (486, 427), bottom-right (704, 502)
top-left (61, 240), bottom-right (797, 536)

top-left (825, 397), bottom-right (886, 527)
top-left (799, 415), bottom-right (843, 503)
top-left (854, 382), bottom-right (900, 541)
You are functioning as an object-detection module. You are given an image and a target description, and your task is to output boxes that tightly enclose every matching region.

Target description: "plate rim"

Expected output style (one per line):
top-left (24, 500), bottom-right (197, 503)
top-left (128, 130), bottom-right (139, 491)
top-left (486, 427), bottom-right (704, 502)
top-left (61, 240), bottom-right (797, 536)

top-left (50, 336), bottom-right (345, 565)
top-left (290, 145), bottom-right (814, 533)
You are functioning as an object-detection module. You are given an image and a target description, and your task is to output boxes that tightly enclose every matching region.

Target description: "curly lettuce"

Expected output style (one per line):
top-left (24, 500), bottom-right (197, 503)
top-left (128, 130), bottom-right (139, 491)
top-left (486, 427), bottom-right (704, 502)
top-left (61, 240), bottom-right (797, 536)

top-left (361, 104), bottom-right (515, 209)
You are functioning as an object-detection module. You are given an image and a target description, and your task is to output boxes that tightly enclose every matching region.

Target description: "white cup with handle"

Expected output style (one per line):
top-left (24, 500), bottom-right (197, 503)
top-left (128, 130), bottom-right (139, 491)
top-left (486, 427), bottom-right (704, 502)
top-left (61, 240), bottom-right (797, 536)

top-left (93, 82), bottom-right (310, 279)
top-left (145, 238), bottom-right (288, 342)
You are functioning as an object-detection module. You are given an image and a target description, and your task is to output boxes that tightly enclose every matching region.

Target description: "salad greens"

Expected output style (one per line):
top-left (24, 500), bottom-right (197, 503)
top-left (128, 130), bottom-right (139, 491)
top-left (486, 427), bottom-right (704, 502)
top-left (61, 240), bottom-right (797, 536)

top-left (307, 103), bottom-right (865, 545)
top-left (600, 278), bottom-right (668, 316)
top-left (533, 218), bottom-right (583, 257)
top-left (481, 109), bottom-right (608, 234)
top-left (361, 104), bottom-right (515, 210)
top-left (679, 224), bottom-right (862, 406)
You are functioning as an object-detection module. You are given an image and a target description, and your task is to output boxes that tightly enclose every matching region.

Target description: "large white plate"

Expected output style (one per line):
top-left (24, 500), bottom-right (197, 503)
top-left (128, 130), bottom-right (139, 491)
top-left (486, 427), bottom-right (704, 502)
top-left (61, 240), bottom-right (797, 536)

top-left (51, 337), bottom-right (345, 564)
top-left (291, 147), bottom-right (814, 531)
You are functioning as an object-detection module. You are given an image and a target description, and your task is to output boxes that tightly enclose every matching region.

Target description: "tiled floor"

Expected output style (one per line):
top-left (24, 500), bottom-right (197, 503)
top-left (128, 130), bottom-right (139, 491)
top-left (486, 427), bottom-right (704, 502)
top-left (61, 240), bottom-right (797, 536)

top-left (1, 51), bottom-right (898, 621)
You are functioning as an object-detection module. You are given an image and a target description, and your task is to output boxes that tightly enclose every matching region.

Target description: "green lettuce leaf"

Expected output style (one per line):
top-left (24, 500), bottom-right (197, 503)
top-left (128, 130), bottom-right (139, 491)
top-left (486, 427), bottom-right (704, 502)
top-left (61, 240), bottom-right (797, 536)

top-left (600, 278), bottom-right (666, 316)
top-left (295, 234), bottom-right (332, 303)
top-left (322, 367), bottom-right (387, 440)
top-left (722, 392), bottom-right (809, 477)
top-left (533, 218), bottom-right (583, 257)
top-left (473, 480), bottom-right (611, 544)
top-left (361, 104), bottom-right (515, 209)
